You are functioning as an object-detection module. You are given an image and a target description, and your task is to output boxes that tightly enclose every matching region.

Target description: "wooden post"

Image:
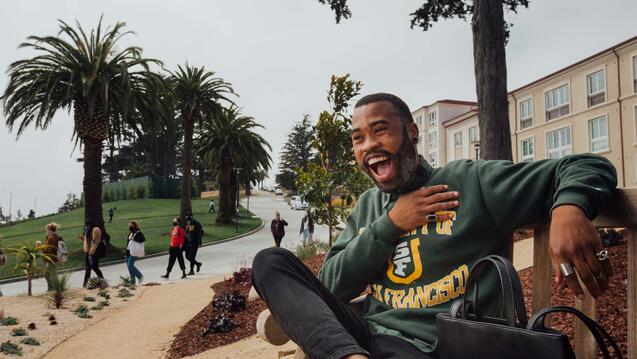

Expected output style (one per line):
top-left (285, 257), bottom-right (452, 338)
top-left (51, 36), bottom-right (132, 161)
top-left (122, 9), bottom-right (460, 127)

top-left (532, 228), bottom-right (552, 318)
top-left (574, 288), bottom-right (598, 358)
top-left (628, 227), bottom-right (636, 359)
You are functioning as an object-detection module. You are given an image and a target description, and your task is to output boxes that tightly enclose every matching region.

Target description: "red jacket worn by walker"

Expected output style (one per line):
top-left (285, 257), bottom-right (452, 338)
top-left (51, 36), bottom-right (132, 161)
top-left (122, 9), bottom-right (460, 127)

top-left (171, 227), bottom-right (185, 248)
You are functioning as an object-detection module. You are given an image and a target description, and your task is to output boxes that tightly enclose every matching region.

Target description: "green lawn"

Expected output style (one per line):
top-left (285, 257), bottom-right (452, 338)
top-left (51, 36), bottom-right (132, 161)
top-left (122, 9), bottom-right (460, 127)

top-left (0, 198), bottom-right (261, 280)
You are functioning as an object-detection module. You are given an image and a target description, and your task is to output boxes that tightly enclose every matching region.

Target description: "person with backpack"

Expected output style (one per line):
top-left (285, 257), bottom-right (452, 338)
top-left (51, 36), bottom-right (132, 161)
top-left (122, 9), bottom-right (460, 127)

top-left (43, 222), bottom-right (64, 290)
top-left (81, 219), bottom-right (105, 287)
top-left (126, 220), bottom-right (145, 284)
top-left (161, 217), bottom-right (187, 279)
top-left (185, 214), bottom-right (203, 275)
top-left (270, 211), bottom-right (288, 247)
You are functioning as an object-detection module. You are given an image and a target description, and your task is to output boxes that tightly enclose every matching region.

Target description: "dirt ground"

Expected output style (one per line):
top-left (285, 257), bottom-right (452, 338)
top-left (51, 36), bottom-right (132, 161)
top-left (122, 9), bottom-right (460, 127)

top-left (0, 284), bottom-right (145, 358)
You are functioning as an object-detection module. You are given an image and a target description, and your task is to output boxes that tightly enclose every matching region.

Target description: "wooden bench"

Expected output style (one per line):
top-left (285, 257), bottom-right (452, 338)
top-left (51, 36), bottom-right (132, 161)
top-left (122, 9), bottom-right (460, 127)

top-left (256, 188), bottom-right (636, 358)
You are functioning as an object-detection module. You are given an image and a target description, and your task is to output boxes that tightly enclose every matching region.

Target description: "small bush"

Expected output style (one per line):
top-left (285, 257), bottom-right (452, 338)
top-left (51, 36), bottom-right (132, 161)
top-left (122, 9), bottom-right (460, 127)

top-left (76, 312), bottom-right (92, 319)
top-left (83, 296), bottom-right (96, 302)
top-left (0, 317), bottom-right (19, 326)
top-left (118, 276), bottom-right (136, 289)
top-left (27, 323), bottom-right (36, 330)
top-left (212, 292), bottom-right (246, 312)
top-left (72, 305), bottom-right (89, 316)
top-left (91, 300), bottom-right (110, 311)
top-left (97, 290), bottom-right (109, 298)
top-left (203, 313), bottom-right (235, 335)
top-left (117, 288), bottom-right (133, 298)
top-left (50, 321), bottom-right (57, 326)
top-left (85, 277), bottom-right (108, 290)
top-left (291, 240), bottom-right (331, 261)
top-left (48, 315), bottom-right (55, 321)
top-left (0, 341), bottom-right (22, 356)
top-left (232, 267), bottom-right (252, 284)
top-left (98, 300), bottom-right (110, 307)
top-left (10, 328), bottom-right (26, 337)
top-left (19, 338), bottom-right (39, 346)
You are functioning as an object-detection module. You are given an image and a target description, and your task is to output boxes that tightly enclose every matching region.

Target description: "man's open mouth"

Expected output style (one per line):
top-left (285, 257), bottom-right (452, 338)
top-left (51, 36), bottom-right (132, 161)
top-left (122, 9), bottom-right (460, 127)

top-left (366, 153), bottom-right (395, 183)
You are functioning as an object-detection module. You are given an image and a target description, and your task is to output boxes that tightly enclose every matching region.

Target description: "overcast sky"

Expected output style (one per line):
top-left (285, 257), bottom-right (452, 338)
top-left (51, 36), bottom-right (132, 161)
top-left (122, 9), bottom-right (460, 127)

top-left (0, 0), bottom-right (635, 218)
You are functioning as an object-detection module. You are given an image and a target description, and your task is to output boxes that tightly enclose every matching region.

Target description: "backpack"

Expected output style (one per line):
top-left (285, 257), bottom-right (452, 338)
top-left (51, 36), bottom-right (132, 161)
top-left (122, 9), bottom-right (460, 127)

top-left (57, 240), bottom-right (69, 263)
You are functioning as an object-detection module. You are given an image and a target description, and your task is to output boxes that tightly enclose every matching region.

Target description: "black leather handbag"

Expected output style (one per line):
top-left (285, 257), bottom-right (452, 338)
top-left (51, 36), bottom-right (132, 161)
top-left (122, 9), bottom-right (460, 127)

top-left (436, 255), bottom-right (623, 359)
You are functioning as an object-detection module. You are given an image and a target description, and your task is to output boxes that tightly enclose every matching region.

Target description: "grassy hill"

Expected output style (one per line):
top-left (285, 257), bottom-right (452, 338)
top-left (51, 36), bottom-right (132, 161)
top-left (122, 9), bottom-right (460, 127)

top-left (0, 198), bottom-right (261, 280)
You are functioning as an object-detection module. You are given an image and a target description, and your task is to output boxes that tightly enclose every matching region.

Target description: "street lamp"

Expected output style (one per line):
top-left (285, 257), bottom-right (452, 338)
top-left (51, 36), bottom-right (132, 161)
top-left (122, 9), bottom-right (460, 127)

top-left (233, 167), bottom-right (243, 233)
top-left (474, 142), bottom-right (480, 160)
top-left (0, 190), bottom-right (12, 223)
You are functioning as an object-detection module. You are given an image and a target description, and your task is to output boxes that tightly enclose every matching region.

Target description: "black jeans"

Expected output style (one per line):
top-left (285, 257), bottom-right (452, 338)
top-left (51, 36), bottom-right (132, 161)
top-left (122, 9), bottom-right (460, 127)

top-left (251, 248), bottom-right (438, 359)
top-left (273, 234), bottom-right (284, 247)
top-left (166, 246), bottom-right (185, 273)
top-left (83, 254), bottom-right (104, 287)
top-left (186, 244), bottom-right (201, 271)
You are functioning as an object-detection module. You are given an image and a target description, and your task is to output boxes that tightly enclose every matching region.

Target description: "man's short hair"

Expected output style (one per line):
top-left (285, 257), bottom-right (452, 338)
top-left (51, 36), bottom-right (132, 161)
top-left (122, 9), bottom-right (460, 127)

top-left (354, 93), bottom-right (414, 124)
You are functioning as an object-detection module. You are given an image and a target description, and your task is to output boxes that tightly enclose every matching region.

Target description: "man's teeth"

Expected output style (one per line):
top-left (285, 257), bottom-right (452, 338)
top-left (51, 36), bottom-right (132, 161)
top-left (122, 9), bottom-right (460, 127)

top-left (367, 155), bottom-right (389, 166)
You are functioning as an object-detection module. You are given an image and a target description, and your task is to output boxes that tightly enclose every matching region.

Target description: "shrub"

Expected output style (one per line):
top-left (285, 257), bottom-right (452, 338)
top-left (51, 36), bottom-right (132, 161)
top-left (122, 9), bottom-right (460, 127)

top-left (19, 338), bottom-right (39, 346)
top-left (10, 328), bottom-right (26, 337)
top-left (0, 317), bottom-right (19, 326)
top-left (118, 276), bottom-right (136, 289)
top-left (98, 300), bottom-right (109, 307)
top-left (136, 186), bottom-right (146, 199)
top-left (83, 296), bottom-right (96, 302)
top-left (27, 323), bottom-right (36, 330)
top-left (76, 312), bottom-right (92, 319)
top-left (117, 288), bottom-right (133, 298)
top-left (48, 272), bottom-right (70, 309)
top-left (85, 277), bottom-right (108, 290)
top-left (72, 305), bottom-right (89, 316)
top-left (232, 267), bottom-right (252, 285)
top-left (203, 313), bottom-right (235, 335)
top-left (291, 239), bottom-right (331, 262)
top-left (212, 292), bottom-right (246, 312)
top-left (0, 341), bottom-right (22, 356)
top-left (97, 290), bottom-right (110, 299)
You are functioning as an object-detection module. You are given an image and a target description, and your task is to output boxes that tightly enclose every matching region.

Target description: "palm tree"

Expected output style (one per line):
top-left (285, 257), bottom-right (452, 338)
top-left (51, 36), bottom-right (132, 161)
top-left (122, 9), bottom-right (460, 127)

top-left (197, 106), bottom-right (271, 224)
top-left (6, 243), bottom-right (55, 296)
top-left (2, 17), bottom-right (160, 234)
top-left (169, 64), bottom-right (234, 223)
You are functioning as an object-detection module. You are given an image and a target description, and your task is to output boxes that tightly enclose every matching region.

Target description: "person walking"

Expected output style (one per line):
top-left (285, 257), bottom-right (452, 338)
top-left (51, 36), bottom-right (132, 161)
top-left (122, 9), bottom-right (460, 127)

top-left (161, 217), bottom-right (187, 279)
top-left (185, 214), bottom-right (203, 275)
top-left (270, 211), bottom-right (288, 247)
top-left (126, 220), bottom-right (145, 284)
top-left (81, 219), bottom-right (105, 287)
top-left (299, 211), bottom-right (314, 244)
top-left (208, 200), bottom-right (216, 214)
top-left (108, 207), bottom-right (117, 223)
top-left (43, 222), bottom-right (63, 290)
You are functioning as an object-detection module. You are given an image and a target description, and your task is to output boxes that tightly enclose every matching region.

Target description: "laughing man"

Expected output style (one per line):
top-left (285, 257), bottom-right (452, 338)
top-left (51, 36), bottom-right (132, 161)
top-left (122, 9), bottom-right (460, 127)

top-left (251, 93), bottom-right (617, 359)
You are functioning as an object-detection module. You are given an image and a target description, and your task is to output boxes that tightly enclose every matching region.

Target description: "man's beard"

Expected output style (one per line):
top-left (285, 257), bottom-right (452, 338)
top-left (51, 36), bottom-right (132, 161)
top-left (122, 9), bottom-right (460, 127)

top-left (360, 129), bottom-right (419, 194)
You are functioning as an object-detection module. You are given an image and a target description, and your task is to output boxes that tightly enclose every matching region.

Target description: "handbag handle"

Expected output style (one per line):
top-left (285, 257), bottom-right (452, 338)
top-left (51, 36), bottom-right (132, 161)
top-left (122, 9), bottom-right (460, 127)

top-left (528, 306), bottom-right (623, 359)
top-left (460, 255), bottom-right (528, 327)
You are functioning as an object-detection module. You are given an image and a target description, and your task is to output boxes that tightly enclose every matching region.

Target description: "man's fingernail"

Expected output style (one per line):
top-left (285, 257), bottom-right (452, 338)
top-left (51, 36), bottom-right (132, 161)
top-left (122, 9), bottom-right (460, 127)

top-left (444, 185), bottom-right (448, 189)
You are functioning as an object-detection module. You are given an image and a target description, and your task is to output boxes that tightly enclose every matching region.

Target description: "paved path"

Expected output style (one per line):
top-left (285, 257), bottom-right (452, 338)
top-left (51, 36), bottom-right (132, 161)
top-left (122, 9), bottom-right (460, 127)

top-left (1, 192), bottom-right (326, 296)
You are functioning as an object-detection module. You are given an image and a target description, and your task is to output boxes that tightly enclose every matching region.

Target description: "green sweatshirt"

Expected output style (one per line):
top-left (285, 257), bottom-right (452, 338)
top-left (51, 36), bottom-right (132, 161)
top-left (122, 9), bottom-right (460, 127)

top-left (318, 154), bottom-right (617, 353)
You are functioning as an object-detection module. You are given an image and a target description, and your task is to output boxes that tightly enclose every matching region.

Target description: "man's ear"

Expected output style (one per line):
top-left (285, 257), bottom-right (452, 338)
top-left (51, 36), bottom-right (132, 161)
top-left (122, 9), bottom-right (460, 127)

top-left (407, 122), bottom-right (419, 143)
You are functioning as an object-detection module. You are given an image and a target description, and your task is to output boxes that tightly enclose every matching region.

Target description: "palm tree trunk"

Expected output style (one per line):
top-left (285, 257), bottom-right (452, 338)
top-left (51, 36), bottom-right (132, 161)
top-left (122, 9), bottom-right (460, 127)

top-left (180, 114), bottom-right (194, 223)
top-left (27, 275), bottom-right (32, 296)
top-left (217, 151), bottom-right (234, 224)
top-left (83, 136), bottom-right (106, 230)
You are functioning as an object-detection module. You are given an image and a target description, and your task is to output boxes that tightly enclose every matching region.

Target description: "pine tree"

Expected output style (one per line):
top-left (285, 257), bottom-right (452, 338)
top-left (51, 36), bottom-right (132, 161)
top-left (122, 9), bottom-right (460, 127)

top-left (276, 115), bottom-right (316, 190)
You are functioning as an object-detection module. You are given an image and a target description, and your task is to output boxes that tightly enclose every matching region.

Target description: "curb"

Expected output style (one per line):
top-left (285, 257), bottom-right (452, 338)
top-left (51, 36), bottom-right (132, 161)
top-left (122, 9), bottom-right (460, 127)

top-left (0, 218), bottom-right (265, 286)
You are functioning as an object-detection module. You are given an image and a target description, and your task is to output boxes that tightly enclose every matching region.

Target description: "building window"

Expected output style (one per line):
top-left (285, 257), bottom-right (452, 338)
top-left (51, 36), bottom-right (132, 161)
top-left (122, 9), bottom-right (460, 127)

top-left (428, 131), bottom-right (437, 148)
top-left (589, 115), bottom-right (609, 153)
top-left (454, 132), bottom-right (463, 148)
top-left (429, 152), bottom-right (437, 167)
top-left (587, 69), bottom-right (606, 107)
top-left (417, 115), bottom-right (423, 126)
top-left (429, 112), bottom-right (437, 128)
top-left (519, 98), bottom-right (533, 129)
top-left (468, 126), bottom-right (479, 143)
top-left (547, 127), bottom-right (572, 159)
top-left (633, 55), bottom-right (637, 93)
top-left (545, 84), bottom-right (570, 121)
top-left (520, 137), bottom-right (534, 162)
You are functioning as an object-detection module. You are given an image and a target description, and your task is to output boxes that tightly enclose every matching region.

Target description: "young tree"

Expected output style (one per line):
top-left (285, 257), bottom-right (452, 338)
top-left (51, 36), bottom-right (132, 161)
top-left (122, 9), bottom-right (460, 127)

top-left (318, 0), bottom-right (530, 160)
top-left (276, 114), bottom-right (316, 190)
top-left (297, 75), bottom-right (373, 245)
top-left (7, 243), bottom-right (54, 296)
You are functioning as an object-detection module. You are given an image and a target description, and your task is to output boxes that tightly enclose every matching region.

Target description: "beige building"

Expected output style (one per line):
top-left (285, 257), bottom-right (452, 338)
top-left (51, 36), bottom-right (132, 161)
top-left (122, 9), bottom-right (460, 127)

top-left (413, 36), bottom-right (637, 188)
top-left (412, 100), bottom-right (476, 167)
top-left (508, 35), bottom-right (637, 187)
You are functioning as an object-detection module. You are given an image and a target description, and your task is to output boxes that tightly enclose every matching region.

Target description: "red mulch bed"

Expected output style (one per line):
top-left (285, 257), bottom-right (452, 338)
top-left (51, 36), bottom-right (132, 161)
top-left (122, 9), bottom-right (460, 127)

top-left (519, 241), bottom-right (628, 357)
top-left (166, 255), bottom-right (327, 359)
top-left (168, 242), bottom-right (627, 358)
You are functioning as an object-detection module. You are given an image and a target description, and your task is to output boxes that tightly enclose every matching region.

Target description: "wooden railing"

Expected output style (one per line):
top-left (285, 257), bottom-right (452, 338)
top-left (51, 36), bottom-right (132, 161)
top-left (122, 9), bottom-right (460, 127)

top-left (531, 188), bottom-right (636, 358)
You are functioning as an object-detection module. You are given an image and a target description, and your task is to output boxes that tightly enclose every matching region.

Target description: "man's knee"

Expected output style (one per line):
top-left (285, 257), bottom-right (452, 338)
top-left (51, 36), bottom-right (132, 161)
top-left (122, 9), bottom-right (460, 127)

top-left (252, 247), bottom-right (295, 284)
